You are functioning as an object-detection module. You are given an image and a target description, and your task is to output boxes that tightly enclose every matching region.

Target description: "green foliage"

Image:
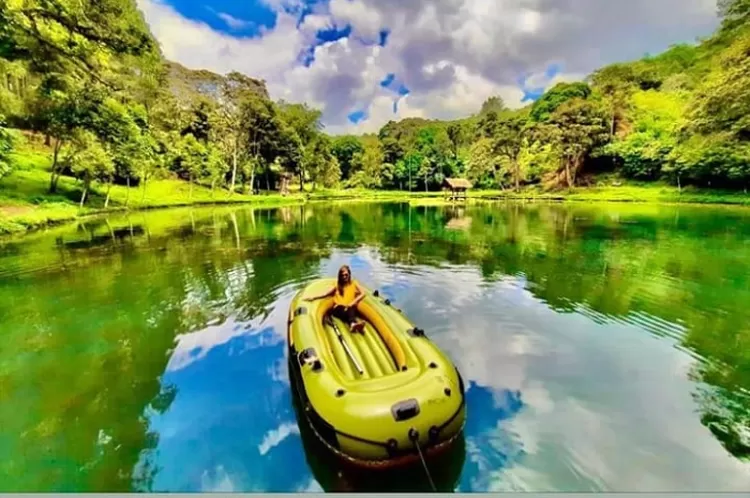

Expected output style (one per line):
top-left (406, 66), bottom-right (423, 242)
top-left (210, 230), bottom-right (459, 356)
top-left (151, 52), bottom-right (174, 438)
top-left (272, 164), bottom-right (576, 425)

top-left (530, 82), bottom-right (593, 122)
top-left (536, 98), bottom-right (610, 188)
top-left (331, 135), bottom-right (364, 180)
top-left (465, 137), bottom-right (504, 189)
top-left (492, 115), bottom-right (529, 190)
top-left (479, 96), bottom-right (506, 115)
top-left (605, 90), bottom-right (686, 179)
top-left (0, 115), bottom-right (15, 180)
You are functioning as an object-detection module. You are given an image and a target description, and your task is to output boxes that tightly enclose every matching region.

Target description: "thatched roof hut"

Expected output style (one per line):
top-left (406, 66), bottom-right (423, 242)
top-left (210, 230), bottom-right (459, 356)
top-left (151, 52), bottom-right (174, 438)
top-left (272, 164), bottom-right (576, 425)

top-left (442, 178), bottom-right (473, 191)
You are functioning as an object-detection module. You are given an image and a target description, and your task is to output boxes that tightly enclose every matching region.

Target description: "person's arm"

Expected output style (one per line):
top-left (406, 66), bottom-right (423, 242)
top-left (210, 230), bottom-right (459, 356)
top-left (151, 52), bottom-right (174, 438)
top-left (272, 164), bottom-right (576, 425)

top-left (350, 282), bottom-right (366, 307)
top-left (305, 287), bottom-right (335, 301)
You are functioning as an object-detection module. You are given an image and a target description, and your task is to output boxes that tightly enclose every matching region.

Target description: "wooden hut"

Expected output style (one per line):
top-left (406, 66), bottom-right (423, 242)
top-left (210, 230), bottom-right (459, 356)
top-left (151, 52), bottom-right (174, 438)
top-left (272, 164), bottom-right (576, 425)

top-left (442, 178), bottom-right (472, 201)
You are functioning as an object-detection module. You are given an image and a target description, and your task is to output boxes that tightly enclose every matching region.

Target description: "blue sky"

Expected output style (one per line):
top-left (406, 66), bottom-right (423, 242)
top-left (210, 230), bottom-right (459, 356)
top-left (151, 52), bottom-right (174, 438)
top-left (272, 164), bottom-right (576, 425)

top-left (139, 0), bottom-right (719, 134)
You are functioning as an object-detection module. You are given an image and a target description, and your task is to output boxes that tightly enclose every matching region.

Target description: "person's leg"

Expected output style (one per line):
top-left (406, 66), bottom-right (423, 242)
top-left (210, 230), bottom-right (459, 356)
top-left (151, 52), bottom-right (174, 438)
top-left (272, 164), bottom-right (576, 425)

top-left (331, 305), bottom-right (346, 322)
top-left (347, 305), bottom-right (365, 333)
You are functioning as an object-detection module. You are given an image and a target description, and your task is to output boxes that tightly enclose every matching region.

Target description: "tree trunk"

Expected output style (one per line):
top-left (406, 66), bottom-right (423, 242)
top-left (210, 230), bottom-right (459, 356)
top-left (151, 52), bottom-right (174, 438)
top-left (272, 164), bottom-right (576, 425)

top-left (565, 159), bottom-right (572, 188)
top-left (513, 160), bottom-right (520, 192)
top-left (125, 176), bottom-right (131, 207)
top-left (249, 166), bottom-right (256, 195)
top-left (79, 184), bottom-right (88, 208)
top-left (49, 138), bottom-right (63, 193)
top-left (299, 170), bottom-right (304, 193)
top-left (265, 172), bottom-right (271, 191)
top-left (230, 146), bottom-right (238, 196)
top-left (189, 175), bottom-right (193, 200)
top-left (104, 183), bottom-right (112, 208)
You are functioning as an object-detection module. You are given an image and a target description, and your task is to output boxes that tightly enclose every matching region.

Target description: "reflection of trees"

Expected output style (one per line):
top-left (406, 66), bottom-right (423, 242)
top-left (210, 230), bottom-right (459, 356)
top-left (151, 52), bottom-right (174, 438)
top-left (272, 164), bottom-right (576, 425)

top-left (0, 205), bottom-right (330, 491)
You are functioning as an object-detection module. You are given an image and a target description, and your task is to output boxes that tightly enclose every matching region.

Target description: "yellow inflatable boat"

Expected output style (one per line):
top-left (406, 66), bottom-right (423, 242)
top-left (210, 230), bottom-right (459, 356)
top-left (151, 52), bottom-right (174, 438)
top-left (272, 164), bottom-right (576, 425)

top-left (287, 278), bottom-right (466, 469)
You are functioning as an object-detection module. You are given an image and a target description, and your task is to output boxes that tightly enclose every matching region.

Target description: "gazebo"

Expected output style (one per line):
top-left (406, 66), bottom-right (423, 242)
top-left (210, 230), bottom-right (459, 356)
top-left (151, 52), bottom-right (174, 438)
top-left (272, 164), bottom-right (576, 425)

top-left (442, 178), bottom-right (472, 202)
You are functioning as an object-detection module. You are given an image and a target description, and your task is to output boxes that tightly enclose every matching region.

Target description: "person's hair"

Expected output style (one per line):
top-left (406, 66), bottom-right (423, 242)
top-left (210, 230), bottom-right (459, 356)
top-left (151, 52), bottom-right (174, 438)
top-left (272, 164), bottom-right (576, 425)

top-left (337, 265), bottom-right (352, 294)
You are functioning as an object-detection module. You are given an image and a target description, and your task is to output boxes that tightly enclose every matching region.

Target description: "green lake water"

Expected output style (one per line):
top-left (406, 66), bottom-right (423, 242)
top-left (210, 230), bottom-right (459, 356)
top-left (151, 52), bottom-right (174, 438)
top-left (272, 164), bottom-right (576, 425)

top-left (0, 201), bottom-right (749, 492)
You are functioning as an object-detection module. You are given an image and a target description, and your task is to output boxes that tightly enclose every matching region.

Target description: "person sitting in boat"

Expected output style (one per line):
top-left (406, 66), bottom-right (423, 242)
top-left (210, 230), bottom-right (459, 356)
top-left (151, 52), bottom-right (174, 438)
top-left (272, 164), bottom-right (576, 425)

top-left (305, 265), bottom-right (366, 334)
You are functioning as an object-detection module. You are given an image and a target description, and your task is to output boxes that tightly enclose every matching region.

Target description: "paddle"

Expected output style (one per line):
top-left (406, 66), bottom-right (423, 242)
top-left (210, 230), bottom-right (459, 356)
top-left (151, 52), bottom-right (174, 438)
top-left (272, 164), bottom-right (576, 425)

top-left (325, 314), bottom-right (364, 376)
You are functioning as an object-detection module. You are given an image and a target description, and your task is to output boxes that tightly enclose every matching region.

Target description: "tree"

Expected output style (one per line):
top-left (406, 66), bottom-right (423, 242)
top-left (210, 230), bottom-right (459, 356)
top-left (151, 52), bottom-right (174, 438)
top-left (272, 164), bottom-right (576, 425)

top-left (31, 81), bottom-right (103, 193)
top-left (605, 90), bottom-right (685, 180)
top-left (64, 130), bottom-right (115, 207)
top-left (480, 96), bottom-right (506, 115)
top-left (718, 0), bottom-right (750, 28)
top-left (348, 135), bottom-right (384, 188)
top-left (530, 82), bottom-right (593, 122)
top-left (332, 135), bottom-right (365, 180)
top-left (466, 137), bottom-right (504, 189)
top-left (215, 72), bottom-right (266, 195)
top-left (0, 0), bottom-right (158, 104)
top-left (277, 101), bottom-right (323, 190)
top-left (175, 133), bottom-right (207, 199)
top-left (446, 123), bottom-right (465, 158)
top-left (538, 98), bottom-right (610, 188)
top-left (492, 115), bottom-right (529, 191)
top-left (304, 135), bottom-right (341, 190)
top-left (689, 31), bottom-right (750, 142)
top-left (589, 64), bottom-right (638, 136)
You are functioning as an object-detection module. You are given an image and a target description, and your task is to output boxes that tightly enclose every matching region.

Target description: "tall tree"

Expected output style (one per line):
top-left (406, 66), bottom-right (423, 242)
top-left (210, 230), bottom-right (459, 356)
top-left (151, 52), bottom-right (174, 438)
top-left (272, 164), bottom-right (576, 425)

top-left (480, 96), bottom-right (506, 115)
top-left (530, 82), bottom-right (593, 122)
top-left (492, 115), bottom-right (529, 191)
top-left (277, 101), bottom-right (323, 190)
top-left (538, 98), bottom-right (610, 188)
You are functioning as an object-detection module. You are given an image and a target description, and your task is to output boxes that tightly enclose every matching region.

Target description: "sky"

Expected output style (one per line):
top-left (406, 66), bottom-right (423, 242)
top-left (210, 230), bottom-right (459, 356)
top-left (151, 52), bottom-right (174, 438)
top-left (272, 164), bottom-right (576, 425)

top-left (136, 0), bottom-right (721, 135)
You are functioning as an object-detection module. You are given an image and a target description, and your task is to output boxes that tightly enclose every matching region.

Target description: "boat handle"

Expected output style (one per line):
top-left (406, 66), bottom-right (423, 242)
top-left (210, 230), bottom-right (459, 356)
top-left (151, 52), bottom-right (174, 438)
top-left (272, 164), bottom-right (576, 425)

top-left (391, 398), bottom-right (420, 421)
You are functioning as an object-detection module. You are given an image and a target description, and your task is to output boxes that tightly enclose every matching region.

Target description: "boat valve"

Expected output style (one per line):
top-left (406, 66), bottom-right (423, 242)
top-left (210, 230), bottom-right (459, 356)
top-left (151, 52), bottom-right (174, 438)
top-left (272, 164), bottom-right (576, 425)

top-left (386, 438), bottom-right (398, 456)
top-left (408, 428), bottom-right (419, 442)
top-left (428, 426), bottom-right (440, 442)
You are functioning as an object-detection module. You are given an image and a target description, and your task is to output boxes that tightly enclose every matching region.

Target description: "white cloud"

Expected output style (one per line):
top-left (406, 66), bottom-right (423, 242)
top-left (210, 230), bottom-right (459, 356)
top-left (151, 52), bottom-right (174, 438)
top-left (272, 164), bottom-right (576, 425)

top-left (257, 422), bottom-right (300, 456)
top-left (216, 12), bottom-right (254, 31)
top-left (137, 0), bottom-right (720, 134)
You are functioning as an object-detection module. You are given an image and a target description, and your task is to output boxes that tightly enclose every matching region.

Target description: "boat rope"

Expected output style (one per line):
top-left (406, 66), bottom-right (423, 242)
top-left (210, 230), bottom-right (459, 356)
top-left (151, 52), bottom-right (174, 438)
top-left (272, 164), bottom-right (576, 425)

top-left (409, 429), bottom-right (436, 492)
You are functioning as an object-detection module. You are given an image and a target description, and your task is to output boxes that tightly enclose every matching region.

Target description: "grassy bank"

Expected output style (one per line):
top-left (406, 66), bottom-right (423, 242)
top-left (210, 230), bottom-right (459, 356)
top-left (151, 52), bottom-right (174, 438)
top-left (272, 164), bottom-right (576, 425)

top-left (0, 134), bottom-right (305, 235)
top-left (2, 134), bottom-right (749, 235)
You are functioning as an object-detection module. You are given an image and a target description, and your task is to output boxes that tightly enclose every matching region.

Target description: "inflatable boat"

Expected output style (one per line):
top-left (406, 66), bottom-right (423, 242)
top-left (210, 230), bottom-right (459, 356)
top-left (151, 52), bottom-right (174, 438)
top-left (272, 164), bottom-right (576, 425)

top-left (287, 278), bottom-right (466, 469)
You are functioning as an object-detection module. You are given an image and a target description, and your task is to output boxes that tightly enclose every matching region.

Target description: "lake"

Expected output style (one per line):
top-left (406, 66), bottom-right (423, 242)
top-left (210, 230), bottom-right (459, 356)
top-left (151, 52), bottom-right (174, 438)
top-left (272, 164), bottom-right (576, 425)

top-left (1, 201), bottom-right (749, 492)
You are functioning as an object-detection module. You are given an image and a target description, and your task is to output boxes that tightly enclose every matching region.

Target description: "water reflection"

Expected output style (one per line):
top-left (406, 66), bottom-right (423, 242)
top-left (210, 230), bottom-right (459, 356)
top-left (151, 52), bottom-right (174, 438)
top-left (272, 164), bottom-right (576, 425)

top-left (1, 202), bottom-right (749, 491)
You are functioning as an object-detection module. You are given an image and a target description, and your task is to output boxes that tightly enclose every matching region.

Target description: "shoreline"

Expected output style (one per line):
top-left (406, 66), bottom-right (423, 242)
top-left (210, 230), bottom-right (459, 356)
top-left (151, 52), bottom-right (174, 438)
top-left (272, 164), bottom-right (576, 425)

top-left (3, 185), bottom-right (750, 238)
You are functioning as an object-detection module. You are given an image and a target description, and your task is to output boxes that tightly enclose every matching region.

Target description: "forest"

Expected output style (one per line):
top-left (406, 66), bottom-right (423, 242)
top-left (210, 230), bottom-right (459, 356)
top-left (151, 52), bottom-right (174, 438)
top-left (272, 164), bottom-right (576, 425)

top-left (1, 0), bottom-right (750, 207)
